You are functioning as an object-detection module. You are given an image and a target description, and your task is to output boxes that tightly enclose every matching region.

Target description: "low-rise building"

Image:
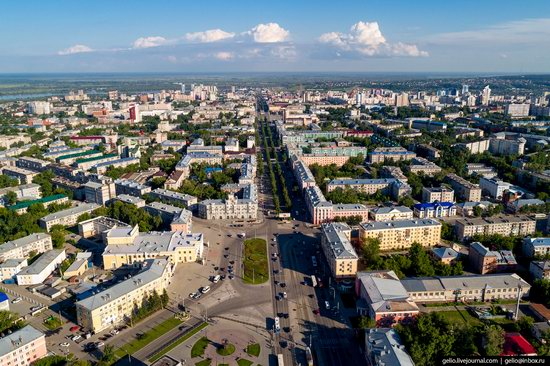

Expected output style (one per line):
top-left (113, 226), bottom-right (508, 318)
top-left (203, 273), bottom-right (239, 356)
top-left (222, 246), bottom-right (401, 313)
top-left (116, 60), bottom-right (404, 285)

top-left (83, 180), bottom-right (116, 205)
top-left (144, 202), bottom-right (193, 233)
top-left (16, 156), bottom-right (50, 171)
top-left (93, 157), bottom-right (140, 174)
top-left (0, 183), bottom-right (41, 204)
top-left (455, 215), bottom-right (536, 242)
top-left (523, 237), bottom-right (550, 258)
top-left (359, 219), bottom-right (441, 251)
top-left (16, 249), bottom-right (66, 286)
top-left (102, 228), bottom-right (202, 269)
top-left (364, 328), bottom-right (415, 366)
top-left (320, 223), bottom-right (358, 279)
top-left (413, 202), bottom-right (456, 219)
top-left (456, 201), bottom-right (496, 217)
top-left (114, 179), bottom-right (151, 197)
top-left (39, 203), bottom-right (100, 231)
top-left (8, 194), bottom-right (69, 214)
top-left (430, 247), bottom-right (460, 265)
top-left (356, 271), bottom-right (419, 326)
top-left (197, 184), bottom-right (257, 221)
top-left (149, 188), bottom-right (198, 209)
top-left (369, 206), bottom-right (413, 222)
top-left (0, 233), bottom-right (52, 262)
top-left (368, 147), bottom-right (416, 164)
top-left (0, 258), bottom-right (28, 283)
top-left (78, 216), bottom-right (131, 241)
top-left (0, 325), bottom-right (47, 366)
top-left (408, 157), bottom-right (442, 176)
top-left (114, 194), bottom-right (146, 207)
top-left (327, 178), bottom-right (397, 195)
top-left (468, 242), bottom-right (517, 274)
top-left (1, 166), bottom-right (38, 184)
top-left (530, 261), bottom-right (550, 280)
top-left (466, 163), bottom-right (497, 179)
top-left (402, 273), bottom-right (530, 303)
top-left (76, 258), bottom-right (172, 332)
top-left (422, 186), bottom-right (454, 203)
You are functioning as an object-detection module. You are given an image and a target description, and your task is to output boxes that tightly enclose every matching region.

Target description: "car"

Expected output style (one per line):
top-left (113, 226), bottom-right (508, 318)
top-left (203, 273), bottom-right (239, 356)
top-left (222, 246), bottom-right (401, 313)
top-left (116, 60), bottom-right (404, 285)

top-left (214, 266), bottom-right (219, 270)
top-left (283, 313), bottom-right (289, 319)
top-left (276, 295), bottom-right (281, 301)
top-left (273, 269), bottom-right (279, 274)
top-left (83, 342), bottom-right (96, 351)
top-left (72, 335), bottom-right (82, 342)
top-left (193, 292), bottom-right (202, 299)
top-left (228, 274), bottom-right (234, 280)
top-left (200, 286), bottom-right (211, 294)
top-left (30, 306), bottom-right (42, 312)
top-left (189, 292), bottom-right (197, 298)
top-left (96, 341), bottom-right (104, 348)
top-left (60, 342), bottom-right (70, 347)
top-left (308, 294), bottom-right (315, 298)
top-left (220, 275), bottom-right (226, 280)
top-left (313, 308), bottom-right (320, 315)
top-left (110, 329), bottom-right (119, 335)
top-left (325, 301), bottom-right (330, 310)
top-left (229, 260), bottom-right (235, 265)
top-left (225, 247), bottom-right (229, 250)
top-left (280, 282), bottom-right (286, 288)
top-left (274, 280), bottom-right (279, 285)
top-left (282, 292), bottom-right (287, 299)
top-left (12, 297), bottom-right (22, 304)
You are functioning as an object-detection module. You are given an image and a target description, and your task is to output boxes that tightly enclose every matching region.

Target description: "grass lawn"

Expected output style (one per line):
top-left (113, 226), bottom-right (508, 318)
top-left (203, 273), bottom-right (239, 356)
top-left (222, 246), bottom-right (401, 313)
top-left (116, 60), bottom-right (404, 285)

top-left (43, 316), bottom-right (63, 330)
top-left (114, 317), bottom-right (182, 359)
top-left (243, 238), bottom-right (269, 284)
top-left (216, 343), bottom-right (236, 356)
top-left (195, 359), bottom-right (212, 366)
top-left (191, 337), bottom-right (210, 358)
top-left (246, 343), bottom-right (261, 357)
top-left (237, 359), bottom-right (254, 366)
top-left (438, 310), bottom-right (482, 326)
top-left (148, 322), bottom-right (209, 362)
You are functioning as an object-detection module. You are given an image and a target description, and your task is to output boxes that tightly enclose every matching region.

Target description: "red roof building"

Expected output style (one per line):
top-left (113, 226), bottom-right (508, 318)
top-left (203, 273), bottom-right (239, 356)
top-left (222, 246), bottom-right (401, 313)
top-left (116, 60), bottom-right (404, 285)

top-left (501, 333), bottom-right (537, 356)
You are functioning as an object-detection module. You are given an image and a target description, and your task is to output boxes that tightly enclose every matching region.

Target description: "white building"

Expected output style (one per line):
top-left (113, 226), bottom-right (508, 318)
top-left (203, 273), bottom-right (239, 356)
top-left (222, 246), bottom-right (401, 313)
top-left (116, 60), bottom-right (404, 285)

top-left (523, 237), bottom-right (550, 258)
top-left (0, 233), bottom-right (52, 262)
top-left (16, 249), bottom-right (66, 286)
top-left (27, 101), bottom-right (51, 115)
top-left (39, 203), bottom-right (100, 231)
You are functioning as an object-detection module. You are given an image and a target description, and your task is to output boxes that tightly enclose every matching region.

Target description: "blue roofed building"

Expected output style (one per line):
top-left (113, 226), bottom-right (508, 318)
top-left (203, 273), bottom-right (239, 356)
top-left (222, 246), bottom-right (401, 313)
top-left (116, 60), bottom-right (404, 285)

top-left (413, 202), bottom-right (456, 219)
top-left (0, 292), bottom-right (9, 311)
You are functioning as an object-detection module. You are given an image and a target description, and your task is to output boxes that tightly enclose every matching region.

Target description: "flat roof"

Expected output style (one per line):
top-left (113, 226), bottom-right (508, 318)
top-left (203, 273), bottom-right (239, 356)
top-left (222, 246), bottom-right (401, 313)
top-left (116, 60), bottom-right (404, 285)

top-left (0, 325), bottom-right (44, 357)
top-left (40, 203), bottom-right (100, 222)
top-left (361, 219), bottom-right (441, 231)
top-left (17, 249), bottom-right (64, 276)
top-left (0, 233), bottom-right (51, 254)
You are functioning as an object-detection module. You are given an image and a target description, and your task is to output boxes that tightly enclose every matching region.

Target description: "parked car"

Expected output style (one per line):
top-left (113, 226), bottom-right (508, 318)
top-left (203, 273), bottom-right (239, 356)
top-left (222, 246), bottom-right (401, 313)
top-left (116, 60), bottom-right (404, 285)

top-left (96, 341), bottom-right (105, 348)
top-left (60, 342), bottom-right (70, 347)
top-left (200, 286), bottom-right (211, 294)
top-left (325, 301), bottom-right (330, 310)
top-left (12, 297), bottom-right (22, 304)
top-left (71, 335), bottom-right (82, 342)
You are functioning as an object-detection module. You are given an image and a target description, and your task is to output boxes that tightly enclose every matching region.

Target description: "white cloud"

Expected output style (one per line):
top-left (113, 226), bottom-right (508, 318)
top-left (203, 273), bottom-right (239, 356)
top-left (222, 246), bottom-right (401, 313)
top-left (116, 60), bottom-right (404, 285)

top-left (248, 23), bottom-right (290, 43)
top-left (185, 29), bottom-right (235, 43)
top-left (133, 36), bottom-right (168, 49)
top-left (429, 18), bottom-right (550, 44)
top-left (58, 44), bottom-right (93, 55)
top-left (214, 51), bottom-right (234, 60)
top-left (319, 21), bottom-right (427, 57)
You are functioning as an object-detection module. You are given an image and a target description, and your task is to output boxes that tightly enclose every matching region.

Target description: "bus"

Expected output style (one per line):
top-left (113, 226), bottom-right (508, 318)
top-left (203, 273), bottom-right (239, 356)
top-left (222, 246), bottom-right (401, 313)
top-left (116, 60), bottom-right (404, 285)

top-left (274, 316), bottom-right (280, 334)
top-left (306, 347), bottom-right (314, 366)
top-left (311, 256), bottom-right (317, 268)
top-left (311, 275), bottom-right (318, 288)
top-left (277, 354), bottom-right (284, 366)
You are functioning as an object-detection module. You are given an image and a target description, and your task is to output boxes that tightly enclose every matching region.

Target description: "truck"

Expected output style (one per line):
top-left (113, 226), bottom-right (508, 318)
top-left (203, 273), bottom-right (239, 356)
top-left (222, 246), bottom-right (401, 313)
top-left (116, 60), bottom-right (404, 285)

top-left (277, 353), bottom-right (284, 366)
top-left (212, 275), bottom-right (221, 283)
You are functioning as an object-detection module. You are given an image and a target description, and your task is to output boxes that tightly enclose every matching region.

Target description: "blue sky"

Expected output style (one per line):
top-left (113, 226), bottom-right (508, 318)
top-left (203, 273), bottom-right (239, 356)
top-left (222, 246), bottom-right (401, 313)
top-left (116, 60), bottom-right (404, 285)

top-left (1, 0), bottom-right (550, 73)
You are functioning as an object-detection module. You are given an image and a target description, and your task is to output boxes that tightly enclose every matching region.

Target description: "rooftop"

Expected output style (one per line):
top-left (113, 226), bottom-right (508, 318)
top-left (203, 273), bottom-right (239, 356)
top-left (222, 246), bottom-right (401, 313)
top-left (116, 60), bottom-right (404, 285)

top-left (0, 325), bottom-right (44, 357)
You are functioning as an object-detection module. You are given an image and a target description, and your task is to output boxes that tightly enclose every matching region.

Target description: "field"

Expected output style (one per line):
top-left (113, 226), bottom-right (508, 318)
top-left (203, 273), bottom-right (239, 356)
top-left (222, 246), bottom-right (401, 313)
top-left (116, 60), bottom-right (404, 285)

top-left (242, 238), bottom-right (269, 284)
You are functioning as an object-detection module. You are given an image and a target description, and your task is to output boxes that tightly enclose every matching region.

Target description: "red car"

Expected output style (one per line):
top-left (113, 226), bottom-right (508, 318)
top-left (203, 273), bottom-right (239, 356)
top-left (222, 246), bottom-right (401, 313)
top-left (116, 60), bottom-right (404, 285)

top-left (313, 308), bottom-right (320, 315)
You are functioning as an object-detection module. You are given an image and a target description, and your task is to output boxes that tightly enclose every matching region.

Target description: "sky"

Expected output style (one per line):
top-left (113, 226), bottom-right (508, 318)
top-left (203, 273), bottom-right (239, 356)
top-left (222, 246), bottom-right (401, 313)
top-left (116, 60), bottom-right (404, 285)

top-left (1, 0), bottom-right (550, 74)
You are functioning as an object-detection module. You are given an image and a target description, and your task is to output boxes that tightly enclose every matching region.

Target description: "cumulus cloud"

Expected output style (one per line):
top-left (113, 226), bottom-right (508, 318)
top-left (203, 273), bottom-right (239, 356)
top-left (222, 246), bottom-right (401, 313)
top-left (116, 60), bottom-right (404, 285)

top-left (214, 51), bottom-right (234, 60)
top-left (133, 36), bottom-right (169, 49)
top-left (319, 21), bottom-right (427, 57)
top-left (248, 23), bottom-right (290, 43)
top-left (185, 29), bottom-right (235, 43)
top-left (58, 44), bottom-right (93, 55)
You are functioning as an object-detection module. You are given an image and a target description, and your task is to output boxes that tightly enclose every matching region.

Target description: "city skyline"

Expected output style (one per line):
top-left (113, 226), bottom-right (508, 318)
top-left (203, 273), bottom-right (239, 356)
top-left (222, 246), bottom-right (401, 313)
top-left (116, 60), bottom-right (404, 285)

top-left (1, 0), bottom-right (550, 73)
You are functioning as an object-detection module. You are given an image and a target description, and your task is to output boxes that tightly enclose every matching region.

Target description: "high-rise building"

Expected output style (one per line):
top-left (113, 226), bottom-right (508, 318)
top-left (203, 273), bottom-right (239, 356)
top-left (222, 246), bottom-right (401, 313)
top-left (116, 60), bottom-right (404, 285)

top-left (481, 85), bottom-right (491, 106)
top-left (462, 85), bottom-right (469, 95)
top-left (27, 101), bottom-right (51, 115)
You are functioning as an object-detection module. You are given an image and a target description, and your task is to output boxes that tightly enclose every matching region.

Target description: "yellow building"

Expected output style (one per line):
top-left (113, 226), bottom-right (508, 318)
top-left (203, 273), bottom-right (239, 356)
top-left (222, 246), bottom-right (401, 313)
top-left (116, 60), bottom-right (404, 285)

top-left (102, 226), bottom-right (203, 270)
top-left (360, 219), bottom-right (441, 251)
top-left (321, 222), bottom-right (358, 279)
top-left (75, 258), bottom-right (172, 333)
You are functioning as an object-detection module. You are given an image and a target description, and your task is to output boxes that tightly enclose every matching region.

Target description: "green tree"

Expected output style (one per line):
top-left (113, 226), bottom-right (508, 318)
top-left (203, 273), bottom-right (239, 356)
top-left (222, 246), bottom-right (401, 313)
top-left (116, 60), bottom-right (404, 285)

top-left (362, 238), bottom-right (381, 266)
top-left (357, 316), bottom-right (376, 329)
top-left (482, 325), bottom-right (505, 356)
top-left (50, 226), bottom-right (67, 248)
top-left (4, 191), bottom-right (17, 205)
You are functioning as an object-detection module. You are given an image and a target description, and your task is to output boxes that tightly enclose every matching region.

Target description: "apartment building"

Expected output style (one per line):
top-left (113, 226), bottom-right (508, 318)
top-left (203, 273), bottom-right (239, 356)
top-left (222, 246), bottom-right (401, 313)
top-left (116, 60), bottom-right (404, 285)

top-left (197, 183), bottom-right (257, 220)
top-left (114, 179), bottom-right (151, 197)
top-left (16, 156), bottom-right (50, 171)
top-left (530, 261), bottom-right (550, 280)
top-left (466, 163), bottom-right (497, 179)
top-left (359, 219), bottom-right (442, 251)
top-left (364, 328), bottom-right (415, 366)
top-left (468, 242), bottom-right (517, 274)
top-left (369, 206), bottom-right (413, 222)
top-left (320, 223), bottom-right (358, 279)
top-left (356, 271), bottom-right (419, 326)
top-left (304, 186), bottom-right (334, 225)
top-left (368, 147), bottom-right (416, 164)
top-left (39, 203), bottom-right (100, 231)
top-left (402, 273), bottom-right (530, 303)
top-left (76, 258), bottom-right (172, 332)
top-left (479, 177), bottom-right (527, 200)
top-left (56, 149), bottom-right (102, 165)
top-left (164, 170), bottom-right (186, 190)
top-left (1, 166), bottom-right (38, 184)
top-left (0, 233), bottom-right (52, 262)
top-left (0, 325), bottom-right (47, 366)
top-left (149, 188), bottom-right (198, 209)
top-left (83, 181), bottom-right (116, 205)
top-left (327, 178), bottom-right (397, 195)
top-left (78, 216), bottom-right (131, 242)
top-left (332, 204), bottom-right (369, 222)
top-left (0, 258), bottom-right (28, 283)
top-left (455, 215), bottom-right (536, 242)
top-left (490, 137), bottom-right (526, 156)
top-left (290, 154), bottom-right (317, 190)
top-left (445, 173), bottom-right (482, 202)
top-left (102, 227), bottom-right (203, 269)
top-left (75, 153), bottom-right (118, 171)
top-left (422, 186), bottom-right (455, 203)
top-left (16, 249), bottom-right (66, 286)
top-left (408, 157), bottom-right (442, 176)
top-left (9, 194), bottom-right (69, 214)
top-left (93, 157), bottom-right (140, 174)
top-left (523, 237), bottom-right (550, 258)
top-left (144, 202), bottom-right (193, 233)
top-left (413, 202), bottom-right (457, 219)
top-left (0, 183), bottom-right (41, 203)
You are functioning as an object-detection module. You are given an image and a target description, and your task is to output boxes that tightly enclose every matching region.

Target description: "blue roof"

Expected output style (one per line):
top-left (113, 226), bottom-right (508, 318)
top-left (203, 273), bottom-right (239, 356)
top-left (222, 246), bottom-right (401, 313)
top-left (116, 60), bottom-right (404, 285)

top-left (414, 202), bottom-right (455, 210)
top-left (0, 292), bottom-right (8, 302)
top-left (204, 167), bottom-right (223, 173)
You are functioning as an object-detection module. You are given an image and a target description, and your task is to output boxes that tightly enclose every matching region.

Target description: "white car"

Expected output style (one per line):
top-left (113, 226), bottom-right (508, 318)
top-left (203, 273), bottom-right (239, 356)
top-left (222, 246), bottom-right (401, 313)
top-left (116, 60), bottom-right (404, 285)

top-left (12, 297), bottom-right (22, 304)
top-left (71, 335), bottom-right (81, 342)
top-left (200, 286), bottom-right (211, 294)
top-left (60, 342), bottom-right (70, 347)
top-left (325, 300), bottom-right (330, 310)
top-left (110, 329), bottom-right (119, 335)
